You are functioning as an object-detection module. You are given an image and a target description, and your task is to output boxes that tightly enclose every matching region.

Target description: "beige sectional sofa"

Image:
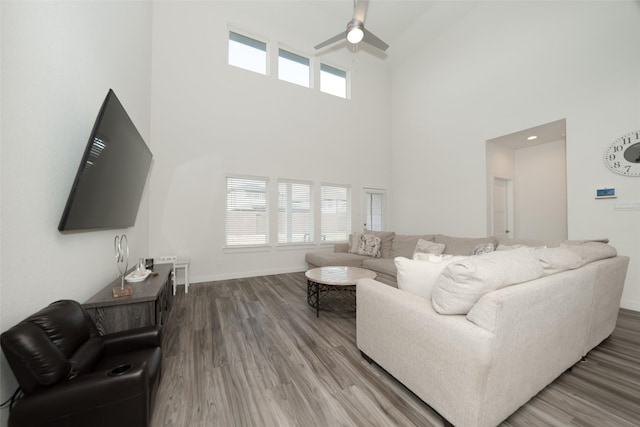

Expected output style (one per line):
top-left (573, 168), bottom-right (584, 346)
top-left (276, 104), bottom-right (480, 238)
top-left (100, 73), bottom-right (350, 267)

top-left (306, 233), bottom-right (629, 427)
top-left (305, 232), bottom-right (498, 286)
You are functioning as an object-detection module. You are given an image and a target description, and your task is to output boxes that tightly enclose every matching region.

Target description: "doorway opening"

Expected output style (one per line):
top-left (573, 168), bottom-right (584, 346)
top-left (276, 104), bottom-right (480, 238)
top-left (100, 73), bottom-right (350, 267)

top-left (486, 119), bottom-right (568, 240)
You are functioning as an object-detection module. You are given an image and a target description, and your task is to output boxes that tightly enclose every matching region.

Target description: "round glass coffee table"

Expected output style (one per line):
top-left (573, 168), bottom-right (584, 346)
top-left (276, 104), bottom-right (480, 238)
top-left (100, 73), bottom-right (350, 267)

top-left (305, 266), bottom-right (377, 317)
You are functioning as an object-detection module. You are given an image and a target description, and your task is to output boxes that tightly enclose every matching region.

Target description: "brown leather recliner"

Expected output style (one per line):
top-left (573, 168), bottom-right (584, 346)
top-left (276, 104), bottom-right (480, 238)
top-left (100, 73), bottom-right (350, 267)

top-left (1, 300), bottom-right (162, 427)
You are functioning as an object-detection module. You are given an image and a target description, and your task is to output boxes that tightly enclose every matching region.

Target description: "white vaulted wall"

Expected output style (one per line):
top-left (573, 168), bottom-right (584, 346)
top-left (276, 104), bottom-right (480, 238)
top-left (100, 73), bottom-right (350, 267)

top-left (0, 1), bottom-right (153, 424)
top-left (148, 2), bottom-right (392, 282)
top-left (390, 0), bottom-right (640, 309)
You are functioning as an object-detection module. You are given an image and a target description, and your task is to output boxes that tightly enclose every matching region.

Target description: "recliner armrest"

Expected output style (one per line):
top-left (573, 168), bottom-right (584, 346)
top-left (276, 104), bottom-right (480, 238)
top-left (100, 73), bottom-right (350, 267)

top-left (103, 325), bottom-right (162, 355)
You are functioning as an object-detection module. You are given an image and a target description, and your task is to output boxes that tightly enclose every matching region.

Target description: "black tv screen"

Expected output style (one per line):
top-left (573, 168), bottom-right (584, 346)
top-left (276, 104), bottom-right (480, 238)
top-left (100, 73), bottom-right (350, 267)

top-left (58, 89), bottom-right (153, 231)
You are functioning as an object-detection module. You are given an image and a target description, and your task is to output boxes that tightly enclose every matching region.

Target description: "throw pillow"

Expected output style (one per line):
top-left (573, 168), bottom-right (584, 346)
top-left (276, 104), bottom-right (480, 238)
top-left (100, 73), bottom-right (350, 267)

top-left (472, 243), bottom-right (495, 256)
top-left (355, 234), bottom-right (382, 257)
top-left (395, 256), bottom-right (466, 299)
top-left (348, 232), bottom-right (363, 254)
top-left (412, 239), bottom-right (446, 258)
top-left (431, 248), bottom-right (544, 315)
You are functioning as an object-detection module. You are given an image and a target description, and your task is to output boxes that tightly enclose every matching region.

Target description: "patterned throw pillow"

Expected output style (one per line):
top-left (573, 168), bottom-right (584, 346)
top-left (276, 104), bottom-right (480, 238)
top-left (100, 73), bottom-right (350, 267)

top-left (356, 234), bottom-right (382, 257)
top-left (472, 242), bottom-right (495, 256)
top-left (412, 239), bottom-right (446, 259)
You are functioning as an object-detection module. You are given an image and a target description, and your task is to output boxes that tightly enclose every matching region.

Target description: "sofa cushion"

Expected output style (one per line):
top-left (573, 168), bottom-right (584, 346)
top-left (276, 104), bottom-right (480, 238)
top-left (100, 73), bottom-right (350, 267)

top-left (413, 239), bottom-right (445, 258)
top-left (497, 237), bottom-right (563, 248)
top-left (562, 241), bottom-right (617, 264)
top-left (530, 247), bottom-right (584, 275)
top-left (364, 229), bottom-right (396, 258)
top-left (305, 251), bottom-right (368, 268)
top-left (435, 234), bottom-right (498, 256)
top-left (348, 232), bottom-right (363, 253)
top-left (395, 256), bottom-right (466, 299)
top-left (432, 248), bottom-right (544, 315)
top-left (362, 258), bottom-right (397, 277)
top-left (390, 234), bottom-right (435, 259)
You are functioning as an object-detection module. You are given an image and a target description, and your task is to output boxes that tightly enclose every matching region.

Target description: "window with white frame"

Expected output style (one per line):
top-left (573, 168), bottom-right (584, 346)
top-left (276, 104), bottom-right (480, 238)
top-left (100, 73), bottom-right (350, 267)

top-left (225, 176), bottom-right (269, 247)
top-left (228, 31), bottom-right (267, 75)
top-left (320, 184), bottom-right (350, 242)
top-left (278, 180), bottom-right (313, 244)
top-left (320, 63), bottom-right (347, 99)
top-left (278, 49), bottom-right (310, 88)
top-left (363, 188), bottom-right (386, 231)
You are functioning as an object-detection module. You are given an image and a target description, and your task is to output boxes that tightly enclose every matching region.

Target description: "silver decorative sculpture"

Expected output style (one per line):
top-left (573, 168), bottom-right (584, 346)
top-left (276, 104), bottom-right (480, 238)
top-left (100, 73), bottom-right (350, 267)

top-left (114, 234), bottom-right (129, 290)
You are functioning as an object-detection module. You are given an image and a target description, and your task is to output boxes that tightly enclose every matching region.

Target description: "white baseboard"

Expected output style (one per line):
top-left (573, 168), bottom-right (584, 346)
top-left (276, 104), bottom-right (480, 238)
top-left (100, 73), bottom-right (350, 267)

top-left (620, 299), bottom-right (640, 312)
top-left (191, 266), bottom-right (307, 284)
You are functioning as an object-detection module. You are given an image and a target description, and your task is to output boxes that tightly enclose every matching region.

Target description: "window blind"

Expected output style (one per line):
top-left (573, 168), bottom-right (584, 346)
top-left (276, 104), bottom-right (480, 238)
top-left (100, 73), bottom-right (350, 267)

top-left (320, 184), bottom-right (350, 242)
top-left (225, 176), bottom-right (269, 246)
top-left (320, 63), bottom-right (347, 98)
top-left (278, 49), bottom-right (310, 88)
top-left (278, 180), bottom-right (313, 244)
top-left (228, 31), bottom-right (267, 75)
top-left (364, 189), bottom-right (386, 231)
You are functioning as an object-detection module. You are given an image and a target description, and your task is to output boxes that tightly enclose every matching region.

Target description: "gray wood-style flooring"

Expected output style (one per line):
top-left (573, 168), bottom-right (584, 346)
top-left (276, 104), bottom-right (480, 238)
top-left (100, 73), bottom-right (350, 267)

top-left (151, 273), bottom-right (640, 427)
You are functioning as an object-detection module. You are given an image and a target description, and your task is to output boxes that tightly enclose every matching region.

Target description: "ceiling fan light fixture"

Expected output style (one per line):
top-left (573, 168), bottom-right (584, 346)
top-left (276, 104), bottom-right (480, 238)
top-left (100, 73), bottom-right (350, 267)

top-left (346, 20), bottom-right (364, 44)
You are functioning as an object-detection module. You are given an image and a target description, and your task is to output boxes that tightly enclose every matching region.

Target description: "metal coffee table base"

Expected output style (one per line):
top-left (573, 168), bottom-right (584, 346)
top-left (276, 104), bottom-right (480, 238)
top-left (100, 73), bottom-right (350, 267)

top-left (306, 280), bottom-right (356, 318)
top-left (304, 267), bottom-right (376, 318)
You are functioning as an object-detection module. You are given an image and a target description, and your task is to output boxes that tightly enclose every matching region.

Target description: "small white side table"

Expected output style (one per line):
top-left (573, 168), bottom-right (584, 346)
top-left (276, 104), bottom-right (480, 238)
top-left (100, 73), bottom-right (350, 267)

top-left (174, 258), bottom-right (190, 294)
top-left (157, 256), bottom-right (190, 295)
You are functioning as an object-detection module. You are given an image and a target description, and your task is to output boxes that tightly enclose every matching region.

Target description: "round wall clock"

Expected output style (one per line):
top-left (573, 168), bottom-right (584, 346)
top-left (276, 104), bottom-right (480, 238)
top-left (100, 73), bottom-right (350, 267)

top-left (603, 130), bottom-right (640, 177)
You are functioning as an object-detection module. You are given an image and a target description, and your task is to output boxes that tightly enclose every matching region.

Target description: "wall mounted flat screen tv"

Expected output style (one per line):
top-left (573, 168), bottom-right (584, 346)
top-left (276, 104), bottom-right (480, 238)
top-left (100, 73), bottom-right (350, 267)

top-left (58, 89), bottom-right (153, 231)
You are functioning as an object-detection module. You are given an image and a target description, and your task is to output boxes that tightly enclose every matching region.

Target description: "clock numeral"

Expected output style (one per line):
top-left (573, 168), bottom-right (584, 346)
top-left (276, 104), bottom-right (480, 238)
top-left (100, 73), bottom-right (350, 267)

top-left (613, 145), bottom-right (624, 152)
top-left (608, 154), bottom-right (616, 161)
top-left (614, 161), bottom-right (621, 168)
top-left (622, 136), bottom-right (632, 145)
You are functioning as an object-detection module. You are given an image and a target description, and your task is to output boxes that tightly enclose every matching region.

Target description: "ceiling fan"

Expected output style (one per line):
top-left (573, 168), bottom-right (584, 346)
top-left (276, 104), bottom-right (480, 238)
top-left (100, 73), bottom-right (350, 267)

top-left (314, 0), bottom-right (389, 52)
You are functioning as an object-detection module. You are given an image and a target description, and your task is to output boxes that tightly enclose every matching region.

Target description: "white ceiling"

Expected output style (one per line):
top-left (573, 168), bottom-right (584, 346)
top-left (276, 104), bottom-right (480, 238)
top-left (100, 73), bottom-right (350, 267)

top-left (226, 0), bottom-right (478, 66)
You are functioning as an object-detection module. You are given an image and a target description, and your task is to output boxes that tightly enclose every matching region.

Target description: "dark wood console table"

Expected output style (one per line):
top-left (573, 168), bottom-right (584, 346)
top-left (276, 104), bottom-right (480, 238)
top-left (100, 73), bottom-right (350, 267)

top-left (83, 263), bottom-right (172, 335)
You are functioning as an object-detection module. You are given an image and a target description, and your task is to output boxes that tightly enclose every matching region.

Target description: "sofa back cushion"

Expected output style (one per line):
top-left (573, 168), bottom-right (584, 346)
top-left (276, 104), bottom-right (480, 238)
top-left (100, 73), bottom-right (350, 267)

top-left (364, 230), bottom-right (396, 258)
top-left (434, 234), bottom-right (498, 256)
top-left (530, 247), bottom-right (584, 275)
top-left (413, 240), bottom-right (446, 257)
top-left (390, 234), bottom-right (435, 259)
top-left (562, 242), bottom-right (617, 264)
top-left (432, 248), bottom-right (543, 314)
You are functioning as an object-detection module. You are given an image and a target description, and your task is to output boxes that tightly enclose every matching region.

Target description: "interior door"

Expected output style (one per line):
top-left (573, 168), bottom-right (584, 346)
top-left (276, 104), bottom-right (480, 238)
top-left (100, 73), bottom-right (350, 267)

top-left (492, 178), bottom-right (512, 239)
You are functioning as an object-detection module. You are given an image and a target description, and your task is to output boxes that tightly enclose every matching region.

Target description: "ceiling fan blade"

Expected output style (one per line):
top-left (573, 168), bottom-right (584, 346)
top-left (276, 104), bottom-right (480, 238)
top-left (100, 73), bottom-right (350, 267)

top-left (314, 31), bottom-right (347, 50)
top-left (363, 29), bottom-right (389, 51)
top-left (352, 0), bottom-right (368, 22)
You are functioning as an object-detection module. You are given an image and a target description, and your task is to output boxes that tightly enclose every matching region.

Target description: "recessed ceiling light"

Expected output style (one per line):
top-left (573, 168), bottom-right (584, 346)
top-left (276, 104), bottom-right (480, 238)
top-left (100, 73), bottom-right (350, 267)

top-left (527, 135), bottom-right (538, 141)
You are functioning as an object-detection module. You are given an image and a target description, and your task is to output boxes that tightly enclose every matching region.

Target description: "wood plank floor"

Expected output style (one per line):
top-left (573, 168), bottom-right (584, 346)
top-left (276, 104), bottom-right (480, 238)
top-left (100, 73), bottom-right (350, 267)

top-left (151, 273), bottom-right (640, 427)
